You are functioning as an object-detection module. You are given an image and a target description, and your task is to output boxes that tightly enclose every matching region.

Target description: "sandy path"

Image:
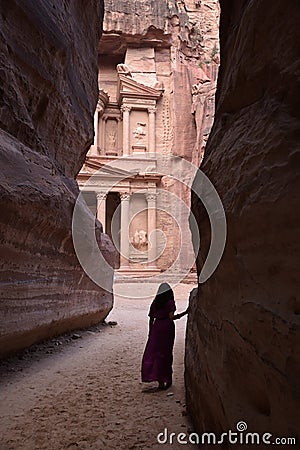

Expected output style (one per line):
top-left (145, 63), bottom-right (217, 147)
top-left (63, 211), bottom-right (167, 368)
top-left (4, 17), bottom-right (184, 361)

top-left (0, 283), bottom-right (196, 450)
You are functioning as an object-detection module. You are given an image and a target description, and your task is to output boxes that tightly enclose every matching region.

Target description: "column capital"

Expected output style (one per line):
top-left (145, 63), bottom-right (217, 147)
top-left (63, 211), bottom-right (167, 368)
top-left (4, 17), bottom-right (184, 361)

top-left (122, 105), bottom-right (131, 156)
top-left (120, 191), bottom-right (131, 201)
top-left (147, 192), bottom-right (157, 268)
top-left (148, 106), bottom-right (156, 153)
top-left (120, 190), bottom-right (130, 269)
top-left (146, 192), bottom-right (157, 202)
top-left (97, 89), bottom-right (109, 115)
top-left (121, 105), bottom-right (132, 113)
top-left (96, 192), bottom-right (107, 201)
top-left (147, 106), bottom-right (157, 114)
top-left (96, 191), bottom-right (107, 233)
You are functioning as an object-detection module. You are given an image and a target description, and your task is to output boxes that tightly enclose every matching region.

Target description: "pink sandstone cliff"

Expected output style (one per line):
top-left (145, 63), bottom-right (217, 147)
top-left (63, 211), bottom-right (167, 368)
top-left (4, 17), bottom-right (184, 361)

top-left (0, 0), bottom-right (114, 357)
top-left (186, 0), bottom-right (300, 442)
top-left (100, 0), bottom-right (219, 274)
top-left (102, 0), bottom-right (219, 162)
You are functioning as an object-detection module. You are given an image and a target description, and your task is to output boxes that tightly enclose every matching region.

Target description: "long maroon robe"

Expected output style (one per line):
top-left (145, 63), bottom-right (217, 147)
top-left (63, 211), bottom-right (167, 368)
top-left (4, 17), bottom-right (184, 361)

top-left (141, 297), bottom-right (176, 383)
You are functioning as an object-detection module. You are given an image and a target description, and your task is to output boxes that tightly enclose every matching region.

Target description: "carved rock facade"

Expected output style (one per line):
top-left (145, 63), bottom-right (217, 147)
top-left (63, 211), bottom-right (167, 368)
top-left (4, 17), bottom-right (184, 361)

top-left (186, 0), bottom-right (300, 441)
top-left (0, 0), bottom-right (114, 357)
top-left (78, 0), bottom-right (219, 279)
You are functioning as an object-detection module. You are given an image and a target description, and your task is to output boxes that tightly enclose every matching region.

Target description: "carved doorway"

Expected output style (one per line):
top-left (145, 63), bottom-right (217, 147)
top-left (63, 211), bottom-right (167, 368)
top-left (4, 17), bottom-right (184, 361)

top-left (106, 192), bottom-right (121, 269)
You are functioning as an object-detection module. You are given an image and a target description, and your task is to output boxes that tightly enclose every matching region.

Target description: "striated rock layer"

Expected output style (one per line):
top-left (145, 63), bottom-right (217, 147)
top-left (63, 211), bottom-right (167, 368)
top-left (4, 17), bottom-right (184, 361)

top-left (186, 0), bottom-right (300, 442)
top-left (0, 0), bottom-right (115, 357)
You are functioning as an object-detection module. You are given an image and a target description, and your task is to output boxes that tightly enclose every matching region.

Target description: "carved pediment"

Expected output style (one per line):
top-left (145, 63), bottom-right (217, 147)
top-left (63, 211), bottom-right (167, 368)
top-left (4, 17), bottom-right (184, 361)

top-left (117, 73), bottom-right (163, 103)
top-left (82, 158), bottom-right (139, 178)
top-left (78, 157), bottom-right (163, 184)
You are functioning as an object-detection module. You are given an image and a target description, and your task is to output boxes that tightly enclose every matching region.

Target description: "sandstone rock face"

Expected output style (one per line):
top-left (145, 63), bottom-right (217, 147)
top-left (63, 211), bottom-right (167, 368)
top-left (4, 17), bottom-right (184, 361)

top-left (0, 0), bottom-right (114, 357)
top-left (186, 0), bottom-right (300, 441)
top-left (96, 0), bottom-right (219, 276)
top-left (102, 0), bottom-right (219, 161)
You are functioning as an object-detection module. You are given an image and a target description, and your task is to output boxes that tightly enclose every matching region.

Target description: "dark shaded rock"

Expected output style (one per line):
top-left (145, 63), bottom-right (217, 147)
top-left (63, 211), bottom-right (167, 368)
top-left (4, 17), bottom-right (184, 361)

top-left (186, 0), bottom-right (300, 442)
top-left (0, 0), bottom-right (115, 358)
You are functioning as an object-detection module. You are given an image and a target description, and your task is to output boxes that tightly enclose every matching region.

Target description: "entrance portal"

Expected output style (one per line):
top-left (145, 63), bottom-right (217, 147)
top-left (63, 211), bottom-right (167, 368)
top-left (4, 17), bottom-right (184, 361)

top-left (106, 192), bottom-right (121, 269)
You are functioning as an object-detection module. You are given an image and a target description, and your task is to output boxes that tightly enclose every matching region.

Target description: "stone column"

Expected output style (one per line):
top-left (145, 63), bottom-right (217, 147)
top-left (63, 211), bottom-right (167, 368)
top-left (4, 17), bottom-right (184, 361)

top-left (146, 192), bottom-right (157, 268)
top-left (148, 106), bottom-right (156, 154)
top-left (121, 105), bottom-right (131, 156)
top-left (120, 192), bottom-right (130, 269)
top-left (90, 90), bottom-right (109, 156)
top-left (90, 109), bottom-right (99, 156)
top-left (96, 192), bottom-right (107, 232)
top-left (94, 109), bottom-right (99, 150)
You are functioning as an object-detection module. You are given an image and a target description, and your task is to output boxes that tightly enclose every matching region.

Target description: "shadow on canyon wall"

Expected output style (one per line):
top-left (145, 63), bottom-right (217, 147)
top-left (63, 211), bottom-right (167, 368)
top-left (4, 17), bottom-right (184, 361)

top-left (186, 0), bottom-right (300, 443)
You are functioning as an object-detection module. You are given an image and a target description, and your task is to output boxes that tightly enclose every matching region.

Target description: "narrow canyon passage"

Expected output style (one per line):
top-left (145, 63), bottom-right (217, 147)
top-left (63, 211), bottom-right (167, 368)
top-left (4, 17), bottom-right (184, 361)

top-left (0, 284), bottom-right (194, 450)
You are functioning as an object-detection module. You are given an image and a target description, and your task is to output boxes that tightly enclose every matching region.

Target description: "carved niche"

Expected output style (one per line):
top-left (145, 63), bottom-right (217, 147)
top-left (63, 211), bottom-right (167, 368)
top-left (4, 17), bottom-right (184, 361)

top-left (129, 193), bottom-right (148, 255)
top-left (99, 104), bottom-right (122, 156)
top-left (130, 110), bottom-right (149, 153)
top-left (105, 118), bottom-right (118, 155)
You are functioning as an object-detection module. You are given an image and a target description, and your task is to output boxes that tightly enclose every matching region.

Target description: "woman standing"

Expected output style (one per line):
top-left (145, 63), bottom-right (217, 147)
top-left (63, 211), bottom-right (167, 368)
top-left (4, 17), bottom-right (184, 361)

top-left (141, 283), bottom-right (189, 390)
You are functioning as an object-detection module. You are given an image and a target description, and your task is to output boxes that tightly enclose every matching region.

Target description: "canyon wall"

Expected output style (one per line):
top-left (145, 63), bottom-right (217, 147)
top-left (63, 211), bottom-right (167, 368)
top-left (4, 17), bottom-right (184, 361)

top-left (0, 0), bottom-right (115, 357)
top-left (186, 0), bottom-right (300, 442)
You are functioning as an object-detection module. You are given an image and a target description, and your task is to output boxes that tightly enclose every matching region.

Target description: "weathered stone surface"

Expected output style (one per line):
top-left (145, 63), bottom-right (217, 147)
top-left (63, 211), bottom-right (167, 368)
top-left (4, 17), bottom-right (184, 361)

top-left (186, 0), bottom-right (300, 441)
top-left (102, 0), bottom-right (219, 61)
top-left (96, 0), bottom-right (219, 276)
top-left (101, 0), bottom-right (219, 164)
top-left (0, 0), bottom-right (115, 357)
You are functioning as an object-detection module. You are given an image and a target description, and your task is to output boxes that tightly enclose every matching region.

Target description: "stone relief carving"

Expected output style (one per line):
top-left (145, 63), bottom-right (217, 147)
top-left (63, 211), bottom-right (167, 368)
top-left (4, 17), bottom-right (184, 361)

top-left (133, 122), bottom-right (147, 142)
top-left (96, 192), bottom-right (107, 202)
top-left (147, 106), bottom-right (157, 114)
top-left (145, 165), bottom-right (156, 173)
top-left (176, 0), bottom-right (186, 13)
top-left (107, 130), bottom-right (117, 149)
top-left (120, 192), bottom-right (130, 201)
top-left (121, 105), bottom-right (132, 113)
top-left (146, 193), bottom-right (157, 202)
top-left (131, 229), bottom-right (148, 250)
top-left (97, 89), bottom-right (109, 115)
top-left (117, 63), bottom-right (132, 77)
top-left (105, 119), bottom-right (118, 151)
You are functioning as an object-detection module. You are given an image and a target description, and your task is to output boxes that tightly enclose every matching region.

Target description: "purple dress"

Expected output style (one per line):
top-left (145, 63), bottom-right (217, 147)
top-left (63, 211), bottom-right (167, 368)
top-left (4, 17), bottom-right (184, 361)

top-left (141, 298), bottom-right (176, 383)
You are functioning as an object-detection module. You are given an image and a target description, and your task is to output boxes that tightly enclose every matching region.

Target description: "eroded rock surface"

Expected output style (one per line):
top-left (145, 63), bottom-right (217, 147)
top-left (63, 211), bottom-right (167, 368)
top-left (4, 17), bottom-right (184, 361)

top-left (96, 0), bottom-right (219, 276)
top-left (101, 0), bottom-right (219, 161)
top-left (0, 0), bottom-right (114, 357)
top-left (186, 0), bottom-right (300, 441)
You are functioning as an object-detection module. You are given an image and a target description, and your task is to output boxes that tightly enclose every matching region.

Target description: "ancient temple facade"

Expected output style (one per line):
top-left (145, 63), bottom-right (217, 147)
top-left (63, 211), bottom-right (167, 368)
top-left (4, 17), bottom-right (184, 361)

top-left (77, 1), bottom-right (220, 279)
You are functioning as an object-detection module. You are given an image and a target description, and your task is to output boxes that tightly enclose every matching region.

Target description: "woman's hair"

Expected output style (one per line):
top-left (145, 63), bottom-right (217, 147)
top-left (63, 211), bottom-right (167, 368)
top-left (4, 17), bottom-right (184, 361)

top-left (153, 282), bottom-right (174, 309)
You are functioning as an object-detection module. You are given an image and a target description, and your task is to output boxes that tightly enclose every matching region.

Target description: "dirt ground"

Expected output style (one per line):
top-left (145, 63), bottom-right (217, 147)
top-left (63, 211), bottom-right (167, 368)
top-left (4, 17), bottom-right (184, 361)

top-left (0, 283), bottom-right (197, 450)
